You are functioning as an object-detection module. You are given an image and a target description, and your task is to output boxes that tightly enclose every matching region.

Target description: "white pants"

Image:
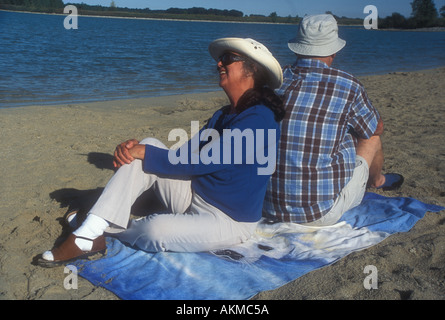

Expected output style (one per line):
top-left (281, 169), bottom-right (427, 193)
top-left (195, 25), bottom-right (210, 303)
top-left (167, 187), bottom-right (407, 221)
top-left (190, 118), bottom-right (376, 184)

top-left (302, 155), bottom-right (369, 227)
top-left (89, 138), bottom-right (257, 253)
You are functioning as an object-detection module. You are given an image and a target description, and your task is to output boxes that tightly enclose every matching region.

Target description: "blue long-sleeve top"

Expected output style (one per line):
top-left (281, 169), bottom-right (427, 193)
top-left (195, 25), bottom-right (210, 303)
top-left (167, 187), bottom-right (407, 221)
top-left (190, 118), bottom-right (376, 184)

top-left (143, 104), bottom-right (280, 222)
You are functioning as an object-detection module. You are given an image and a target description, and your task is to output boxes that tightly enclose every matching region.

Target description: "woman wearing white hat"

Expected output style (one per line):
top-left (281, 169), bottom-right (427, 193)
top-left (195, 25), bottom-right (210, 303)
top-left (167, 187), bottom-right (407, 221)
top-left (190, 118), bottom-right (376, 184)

top-left (38, 38), bottom-right (284, 267)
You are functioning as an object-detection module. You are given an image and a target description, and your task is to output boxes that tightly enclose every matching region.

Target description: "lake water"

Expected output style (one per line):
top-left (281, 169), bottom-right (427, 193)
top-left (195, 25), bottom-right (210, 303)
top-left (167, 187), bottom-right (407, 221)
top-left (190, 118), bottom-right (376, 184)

top-left (1, 10), bottom-right (444, 108)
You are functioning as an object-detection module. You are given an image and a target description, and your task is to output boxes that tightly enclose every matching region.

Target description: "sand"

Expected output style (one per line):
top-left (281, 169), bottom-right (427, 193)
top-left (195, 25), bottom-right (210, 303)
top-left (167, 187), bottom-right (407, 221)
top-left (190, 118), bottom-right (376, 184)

top-left (0, 67), bottom-right (444, 300)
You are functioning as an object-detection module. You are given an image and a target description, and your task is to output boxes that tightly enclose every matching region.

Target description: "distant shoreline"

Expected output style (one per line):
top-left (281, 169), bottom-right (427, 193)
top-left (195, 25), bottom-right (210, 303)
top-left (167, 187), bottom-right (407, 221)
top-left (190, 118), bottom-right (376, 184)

top-left (1, 8), bottom-right (302, 25)
top-left (0, 9), bottom-right (295, 25)
top-left (2, 9), bottom-right (444, 31)
top-left (377, 26), bottom-right (445, 32)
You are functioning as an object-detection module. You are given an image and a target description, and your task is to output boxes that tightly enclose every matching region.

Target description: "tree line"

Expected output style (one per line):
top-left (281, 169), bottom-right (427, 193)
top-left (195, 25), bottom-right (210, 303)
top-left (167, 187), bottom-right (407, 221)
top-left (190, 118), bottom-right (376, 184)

top-left (0, 0), bottom-right (444, 28)
top-left (0, 0), bottom-right (358, 25)
top-left (164, 7), bottom-right (243, 18)
top-left (0, 0), bottom-right (289, 22)
top-left (0, 0), bottom-right (64, 12)
top-left (379, 0), bottom-right (445, 29)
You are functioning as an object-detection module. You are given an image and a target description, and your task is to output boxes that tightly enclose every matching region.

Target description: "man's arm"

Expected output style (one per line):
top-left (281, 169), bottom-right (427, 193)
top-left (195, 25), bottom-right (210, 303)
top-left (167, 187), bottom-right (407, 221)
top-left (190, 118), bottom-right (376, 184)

top-left (373, 117), bottom-right (384, 136)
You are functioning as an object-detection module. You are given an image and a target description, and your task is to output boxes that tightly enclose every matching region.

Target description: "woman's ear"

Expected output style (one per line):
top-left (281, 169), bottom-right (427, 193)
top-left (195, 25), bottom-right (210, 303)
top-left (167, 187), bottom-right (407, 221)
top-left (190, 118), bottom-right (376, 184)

top-left (241, 59), bottom-right (256, 78)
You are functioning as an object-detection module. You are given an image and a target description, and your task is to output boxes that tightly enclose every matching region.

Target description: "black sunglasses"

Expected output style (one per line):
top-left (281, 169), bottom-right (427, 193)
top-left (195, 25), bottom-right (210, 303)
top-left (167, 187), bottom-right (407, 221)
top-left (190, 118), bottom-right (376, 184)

top-left (218, 52), bottom-right (246, 66)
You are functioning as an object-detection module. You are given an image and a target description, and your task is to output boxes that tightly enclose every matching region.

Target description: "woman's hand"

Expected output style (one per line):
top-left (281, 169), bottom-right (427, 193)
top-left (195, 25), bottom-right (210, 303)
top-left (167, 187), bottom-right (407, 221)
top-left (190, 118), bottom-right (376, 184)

top-left (113, 139), bottom-right (146, 168)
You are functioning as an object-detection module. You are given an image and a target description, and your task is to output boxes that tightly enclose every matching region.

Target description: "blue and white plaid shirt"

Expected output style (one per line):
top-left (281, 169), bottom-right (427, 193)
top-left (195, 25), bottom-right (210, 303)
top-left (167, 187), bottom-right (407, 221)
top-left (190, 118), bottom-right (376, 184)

top-left (264, 59), bottom-right (380, 223)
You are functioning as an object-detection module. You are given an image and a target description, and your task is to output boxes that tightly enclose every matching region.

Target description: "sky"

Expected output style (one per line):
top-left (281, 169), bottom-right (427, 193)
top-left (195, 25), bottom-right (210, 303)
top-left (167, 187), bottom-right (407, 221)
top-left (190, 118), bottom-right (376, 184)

top-left (65, 0), bottom-right (445, 18)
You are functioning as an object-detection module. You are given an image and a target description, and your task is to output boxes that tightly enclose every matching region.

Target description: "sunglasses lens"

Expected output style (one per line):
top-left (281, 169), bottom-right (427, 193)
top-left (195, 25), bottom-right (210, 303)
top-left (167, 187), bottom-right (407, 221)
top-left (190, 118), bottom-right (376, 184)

top-left (219, 53), bottom-right (244, 66)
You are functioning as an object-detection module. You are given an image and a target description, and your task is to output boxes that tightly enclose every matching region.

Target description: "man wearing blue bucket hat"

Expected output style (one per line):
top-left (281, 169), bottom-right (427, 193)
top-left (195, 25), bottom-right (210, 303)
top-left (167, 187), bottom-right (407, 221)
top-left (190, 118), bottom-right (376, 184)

top-left (264, 14), bottom-right (404, 226)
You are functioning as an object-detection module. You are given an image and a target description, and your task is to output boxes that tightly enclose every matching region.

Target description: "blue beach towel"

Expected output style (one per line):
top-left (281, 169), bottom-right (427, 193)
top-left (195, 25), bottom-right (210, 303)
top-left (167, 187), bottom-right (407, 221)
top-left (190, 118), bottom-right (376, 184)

top-left (72, 193), bottom-right (444, 300)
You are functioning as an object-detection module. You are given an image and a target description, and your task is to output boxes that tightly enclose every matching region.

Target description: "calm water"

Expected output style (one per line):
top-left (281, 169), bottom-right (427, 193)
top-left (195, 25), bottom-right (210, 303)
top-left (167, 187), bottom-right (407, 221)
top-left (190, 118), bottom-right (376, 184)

top-left (1, 10), bottom-right (444, 108)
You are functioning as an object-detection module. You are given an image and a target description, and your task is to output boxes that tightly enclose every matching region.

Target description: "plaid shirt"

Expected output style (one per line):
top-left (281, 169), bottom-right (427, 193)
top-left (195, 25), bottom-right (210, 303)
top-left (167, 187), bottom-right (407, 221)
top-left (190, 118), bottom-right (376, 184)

top-left (263, 59), bottom-right (380, 223)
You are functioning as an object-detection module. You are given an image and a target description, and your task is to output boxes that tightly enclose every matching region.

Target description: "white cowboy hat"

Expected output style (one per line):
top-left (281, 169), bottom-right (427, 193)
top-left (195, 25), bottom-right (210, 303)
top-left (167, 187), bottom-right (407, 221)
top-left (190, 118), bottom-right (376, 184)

top-left (288, 14), bottom-right (346, 57)
top-left (208, 37), bottom-right (283, 89)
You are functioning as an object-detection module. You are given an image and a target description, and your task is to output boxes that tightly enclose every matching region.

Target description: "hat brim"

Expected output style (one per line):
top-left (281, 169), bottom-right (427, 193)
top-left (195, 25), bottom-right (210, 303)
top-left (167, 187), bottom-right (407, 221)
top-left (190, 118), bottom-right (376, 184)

top-left (288, 38), bottom-right (346, 57)
top-left (209, 38), bottom-right (283, 89)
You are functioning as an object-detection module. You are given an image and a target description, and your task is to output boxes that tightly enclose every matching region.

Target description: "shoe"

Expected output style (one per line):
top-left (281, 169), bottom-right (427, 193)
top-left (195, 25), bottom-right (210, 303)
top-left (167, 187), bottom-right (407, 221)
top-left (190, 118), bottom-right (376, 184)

top-left (37, 234), bottom-right (106, 268)
top-left (377, 173), bottom-right (404, 191)
top-left (62, 208), bottom-right (85, 231)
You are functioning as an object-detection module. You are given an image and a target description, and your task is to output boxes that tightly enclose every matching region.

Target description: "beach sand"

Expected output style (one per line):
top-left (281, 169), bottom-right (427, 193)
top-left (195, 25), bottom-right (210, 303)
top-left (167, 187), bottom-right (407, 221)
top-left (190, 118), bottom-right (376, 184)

top-left (0, 67), bottom-right (444, 300)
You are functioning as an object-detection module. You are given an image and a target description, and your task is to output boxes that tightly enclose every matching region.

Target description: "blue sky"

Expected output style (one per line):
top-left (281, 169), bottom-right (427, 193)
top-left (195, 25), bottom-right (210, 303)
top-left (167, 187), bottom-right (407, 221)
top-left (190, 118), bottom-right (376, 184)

top-left (65, 0), bottom-right (444, 18)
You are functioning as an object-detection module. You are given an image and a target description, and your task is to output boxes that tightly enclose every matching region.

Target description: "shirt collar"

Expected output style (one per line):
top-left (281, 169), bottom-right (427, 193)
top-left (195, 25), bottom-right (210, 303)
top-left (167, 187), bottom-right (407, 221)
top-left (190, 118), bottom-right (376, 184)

top-left (294, 58), bottom-right (329, 69)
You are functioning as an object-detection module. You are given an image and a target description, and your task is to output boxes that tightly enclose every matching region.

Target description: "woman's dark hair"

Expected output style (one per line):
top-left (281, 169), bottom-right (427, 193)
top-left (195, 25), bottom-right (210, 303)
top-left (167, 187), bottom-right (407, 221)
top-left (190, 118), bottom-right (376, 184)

top-left (235, 59), bottom-right (285, 122)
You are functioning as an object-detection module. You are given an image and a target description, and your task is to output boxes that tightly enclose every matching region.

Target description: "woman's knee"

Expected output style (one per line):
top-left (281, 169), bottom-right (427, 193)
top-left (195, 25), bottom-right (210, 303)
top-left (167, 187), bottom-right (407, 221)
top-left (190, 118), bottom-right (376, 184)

top-left (129, 215), bottom-right (171, 252)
